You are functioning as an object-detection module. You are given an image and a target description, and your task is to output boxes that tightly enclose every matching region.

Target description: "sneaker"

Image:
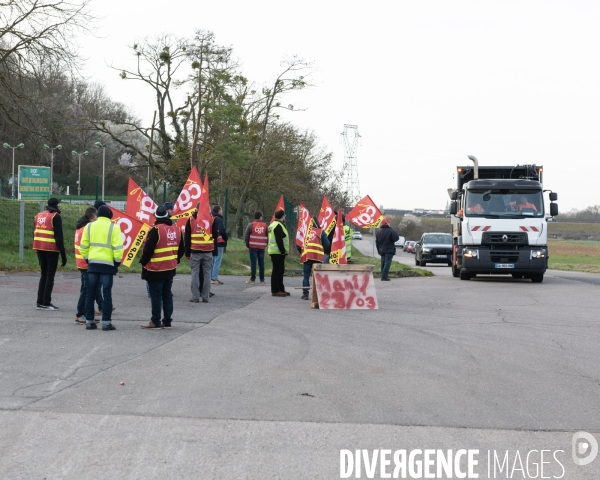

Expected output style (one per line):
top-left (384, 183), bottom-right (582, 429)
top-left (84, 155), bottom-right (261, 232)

top-left (102, 324), bottom-right (116, 331)
top-left (202, 299), bottom-right (209, 303)
top-left (381, 278), bottom-right (391, 282)
top-left (246, 279), bottom-right (255, 284)
top-left (141, 322), bottom-right (162, 329)
top-left (189, 298), bottom-right (199, 303)
top-left (272, 292), bottom-right (287, 297)
top-left (211, 280), bottom-right (220, 285)
top-left (209, 292), bottom-right (215, 298)
top-left (282, 291), bottom-right (291, 296)
top-left (42, 304), bottom-right (59, 310)
top-left (36, 303), bottom-right (42, 310)
top-left (260, 280), bottom-right (265, 284)
top-left (301, 294), bottom-right (309, 300)
top-left (162, 322), bottom-right (172, 328)
top-left (75, 316), bottom-right (86, 325)
top-left (86, 323), bottom-right (97, 330)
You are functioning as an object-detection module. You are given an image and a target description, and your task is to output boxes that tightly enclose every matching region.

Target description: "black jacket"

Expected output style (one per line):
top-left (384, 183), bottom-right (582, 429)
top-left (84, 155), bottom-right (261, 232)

top-left (375, 225), bottom-right (400, 255)
top-left (46, 206), bottom-right (66, 257)
top-left (184, 211), bottom-right (219, 257)
top-left (140, 218), bottom-right (185, 281)
top-left (211, 211), bottom-right (228, 247)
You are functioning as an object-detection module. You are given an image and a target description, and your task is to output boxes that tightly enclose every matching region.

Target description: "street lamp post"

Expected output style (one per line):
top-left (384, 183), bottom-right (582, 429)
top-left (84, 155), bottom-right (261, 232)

top-left (2, 142), bottom-right (25, 199)
top-left (95, 142), bottom-right (106, 201)
top-left (43, 144), bottom-right (62, 194)
top-left (72, 150), bottom-right (89, 196)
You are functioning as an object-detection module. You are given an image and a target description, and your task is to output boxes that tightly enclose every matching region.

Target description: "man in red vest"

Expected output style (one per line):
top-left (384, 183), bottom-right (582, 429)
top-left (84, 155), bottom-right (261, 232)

top-left (244, 211), bottom-right (268, 284)
top-left (33, 198), bottom-right (67, 310)
top-left (139, 205), bottom-right (184, 329)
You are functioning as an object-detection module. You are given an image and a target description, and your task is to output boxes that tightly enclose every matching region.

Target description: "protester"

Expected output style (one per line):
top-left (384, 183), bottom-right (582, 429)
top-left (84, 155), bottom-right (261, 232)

top-left (74, 206), bottom-right (101, 325)
top-left (79, 205), bottom-right (124, 330)
top-left (210, 205), bottom-right (227, 285)
top-left (139, 206), bottom-right (184, 329)
top-left (92, 200), bottom-right (109, 313)
top-left (375, 219), bottom-right (400, 281)
top-left (343, 214), bottom-right (353, 263)
top-left (268, 209), bottom-right (290, 297)
top-left (244, 211), bottom-right (268, 284)
top-left (34, 197), bottom-right (67, 310)
top-left (185, 203), bottom-right (217, 303)
top-left (298, 217), bottom-right (329, 300)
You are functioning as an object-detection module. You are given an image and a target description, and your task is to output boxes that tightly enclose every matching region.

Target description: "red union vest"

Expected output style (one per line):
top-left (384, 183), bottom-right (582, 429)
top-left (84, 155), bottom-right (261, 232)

top-left (190, 216), bottom-right (214, 252)
top-left (74, 226), bottom-right (88, 269)
top-left (33, 211), bottom-right (58, 252)
top-left (248, 221), bottom-right (268, 249)
top-left (301, 227), bottom-right (324, 263)
top-left (145, 223), bottom-right (181, 272)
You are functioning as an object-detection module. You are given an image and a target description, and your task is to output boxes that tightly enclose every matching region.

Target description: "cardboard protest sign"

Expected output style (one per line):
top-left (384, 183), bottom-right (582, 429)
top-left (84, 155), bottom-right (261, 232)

top-left (312, 264), bottom-right (378, 310)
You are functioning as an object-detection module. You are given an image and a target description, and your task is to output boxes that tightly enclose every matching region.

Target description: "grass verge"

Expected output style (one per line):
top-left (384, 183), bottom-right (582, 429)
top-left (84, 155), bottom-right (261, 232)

top-left (548, 240), bottom-right (600, 274)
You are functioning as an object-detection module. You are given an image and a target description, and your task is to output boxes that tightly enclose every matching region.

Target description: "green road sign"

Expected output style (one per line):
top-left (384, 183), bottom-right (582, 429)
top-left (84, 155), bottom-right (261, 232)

top-left (19, 165), bottom-right (50, 200)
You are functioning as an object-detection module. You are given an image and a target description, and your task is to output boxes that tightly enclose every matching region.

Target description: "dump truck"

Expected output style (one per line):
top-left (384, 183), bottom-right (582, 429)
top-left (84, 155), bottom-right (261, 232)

top-left (449, 156), bottom-right (558, 282)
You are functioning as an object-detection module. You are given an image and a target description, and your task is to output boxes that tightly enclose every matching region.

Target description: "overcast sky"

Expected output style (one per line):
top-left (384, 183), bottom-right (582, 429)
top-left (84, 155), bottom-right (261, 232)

top-left (80, 0), bottom-right (600, 212)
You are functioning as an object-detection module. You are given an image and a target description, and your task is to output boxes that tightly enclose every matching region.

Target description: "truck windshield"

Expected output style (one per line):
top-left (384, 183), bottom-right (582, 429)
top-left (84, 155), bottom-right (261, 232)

top-left (465, 190), bottom-right (543, 217)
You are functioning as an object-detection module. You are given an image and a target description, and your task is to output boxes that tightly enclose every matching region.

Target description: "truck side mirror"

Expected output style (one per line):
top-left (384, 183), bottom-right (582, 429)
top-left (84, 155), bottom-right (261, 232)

top-left (550, 203), bottom-right (558, 216)
top-left (450, 191), bottom-right (458, 200)
top-left (449, 201), bottom-right (457, 215)
top-left (549, 192), bottom-right (558, 201)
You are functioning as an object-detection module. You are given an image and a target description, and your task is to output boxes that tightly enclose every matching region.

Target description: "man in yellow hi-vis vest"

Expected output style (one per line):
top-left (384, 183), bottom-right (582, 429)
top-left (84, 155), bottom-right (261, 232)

top-left (79, 205), bottom-right (124, 330)
top-left (267, 209), bottom-right (289, 297)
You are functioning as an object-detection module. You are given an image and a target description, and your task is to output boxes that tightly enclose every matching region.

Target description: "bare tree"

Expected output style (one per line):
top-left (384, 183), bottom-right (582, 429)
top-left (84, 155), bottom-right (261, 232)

top-left (0, 0), bottom-right (94, 124)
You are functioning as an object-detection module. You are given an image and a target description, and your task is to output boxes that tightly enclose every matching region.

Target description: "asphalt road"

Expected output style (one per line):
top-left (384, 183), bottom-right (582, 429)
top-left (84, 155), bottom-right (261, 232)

top-left (1, 247), bottom-right (599, 479)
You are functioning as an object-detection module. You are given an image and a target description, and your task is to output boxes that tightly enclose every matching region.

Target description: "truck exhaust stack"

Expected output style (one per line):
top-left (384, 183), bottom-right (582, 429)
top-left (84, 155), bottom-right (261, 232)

top-left (467, 155), bottom-right (479, 180)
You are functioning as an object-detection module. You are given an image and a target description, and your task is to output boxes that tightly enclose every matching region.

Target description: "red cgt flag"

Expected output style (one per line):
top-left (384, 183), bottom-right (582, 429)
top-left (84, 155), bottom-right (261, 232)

top-left (346, 195), bottom-right (385, 228)
top-left (193, 173), bottom-right (214, 240)
top-left (125, 178), bottom-right (157, 226)
top-left (329, 209), bottom-right (347, 265)
top-left (296, 202), bottom-right (311, 248)
top-left (171, 166), bottom-right (202, 220)
top-left (107, 205), bottom-right (151, 268)
top-left (271, 195), bottom-right (285, 223)
top-left (318, 195), bottom-right (336, 236)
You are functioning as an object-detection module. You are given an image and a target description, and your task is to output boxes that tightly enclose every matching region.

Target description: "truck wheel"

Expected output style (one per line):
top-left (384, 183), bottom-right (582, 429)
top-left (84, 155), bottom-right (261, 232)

top-left (531, 274), bottom-right (544, 283)
top-left (459, 270), bottom-right (471, 281)
top-left (452, 264), bottom-right (460, 277)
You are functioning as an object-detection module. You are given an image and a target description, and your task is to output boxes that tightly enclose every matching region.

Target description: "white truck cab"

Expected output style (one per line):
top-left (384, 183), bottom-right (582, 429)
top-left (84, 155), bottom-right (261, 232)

top-left (449, 156), bottom-right (558, 283)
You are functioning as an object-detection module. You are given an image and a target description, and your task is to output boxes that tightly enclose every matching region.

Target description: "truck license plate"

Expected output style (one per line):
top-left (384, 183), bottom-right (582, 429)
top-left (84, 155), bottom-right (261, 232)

top-left (436, 255), bottom-right (447, 258)
top-left (495, 263), bottom-right (514, 269)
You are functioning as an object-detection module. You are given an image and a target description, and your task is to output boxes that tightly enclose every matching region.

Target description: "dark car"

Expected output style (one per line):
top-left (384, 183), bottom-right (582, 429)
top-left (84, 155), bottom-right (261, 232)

top-left (414, 233), bottom-right (453, 267)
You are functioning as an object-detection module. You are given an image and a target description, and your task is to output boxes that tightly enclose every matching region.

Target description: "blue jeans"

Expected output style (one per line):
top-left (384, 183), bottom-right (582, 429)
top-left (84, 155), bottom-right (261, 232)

top-left (86, 272), bottom-right (114, 326)
top-left (380, 253), bottom-right (394, 280)
top-left (323, 253), bottom-right (330, 264)
top-left (249, 248), bottom-right (265, 281)
top-left (77, 271), bottom-right (104, 318)
top-left (148, 278), bottom-right (174, 326)
top-left (211, 246), bottom-right (224, 280)
top-left (303, 261), bottom-right (317, 295)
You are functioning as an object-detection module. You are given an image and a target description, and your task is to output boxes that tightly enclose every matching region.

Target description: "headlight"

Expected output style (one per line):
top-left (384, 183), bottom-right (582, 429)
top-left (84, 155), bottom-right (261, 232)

top-left (422, 248), bottom-right (431, 253)
top-left (531, 249), bottom-right (546, 259)
top-left (463, 248), bottom-right (478, 258)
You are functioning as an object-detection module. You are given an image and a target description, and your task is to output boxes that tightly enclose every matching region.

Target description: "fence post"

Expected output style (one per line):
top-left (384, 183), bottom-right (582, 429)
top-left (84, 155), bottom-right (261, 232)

top-left (95, 176), bottom-right (99, 201)
top-left (19, 201), bottom-right (25, 260)
top-left (39, 201), bottom-right (44, 212)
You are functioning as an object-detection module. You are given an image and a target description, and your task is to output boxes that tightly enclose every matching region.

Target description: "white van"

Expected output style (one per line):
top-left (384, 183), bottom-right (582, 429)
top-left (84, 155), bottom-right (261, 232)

top-left (394, 235), bottom-right (405, 247)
